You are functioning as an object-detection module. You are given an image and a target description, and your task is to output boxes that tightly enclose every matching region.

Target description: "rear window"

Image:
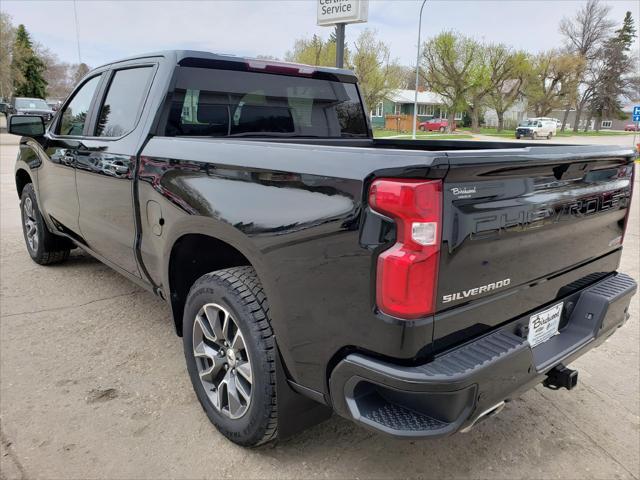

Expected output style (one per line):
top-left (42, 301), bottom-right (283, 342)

top-left (164, 67), bottom-right (368, 138)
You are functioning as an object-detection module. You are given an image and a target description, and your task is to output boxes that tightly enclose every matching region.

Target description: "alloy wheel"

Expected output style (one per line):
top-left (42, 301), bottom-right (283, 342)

top-left (23, 197), bottom-right (38, 252)
top-left (192, 303), bottom-right (253, 419)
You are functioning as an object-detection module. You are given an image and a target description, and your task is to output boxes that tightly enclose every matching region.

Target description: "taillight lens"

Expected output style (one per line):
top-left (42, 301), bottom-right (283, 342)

top-left (369, 179), bottom-right (442, 319)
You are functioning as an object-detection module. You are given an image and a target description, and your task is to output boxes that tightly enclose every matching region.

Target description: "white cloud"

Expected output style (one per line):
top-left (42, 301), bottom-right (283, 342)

top-left (2, 0), bottom-right (638, 68)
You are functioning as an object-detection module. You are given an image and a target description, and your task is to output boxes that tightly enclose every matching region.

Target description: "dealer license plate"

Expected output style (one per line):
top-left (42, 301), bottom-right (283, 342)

top-left (527, 302), bottom-right (563, 348)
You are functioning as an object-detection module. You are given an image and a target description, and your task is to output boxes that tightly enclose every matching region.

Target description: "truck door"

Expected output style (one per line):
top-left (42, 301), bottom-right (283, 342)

top-left (74, 65), bottom-right (155, 277)
top-left (40, 74), bottom-right (103, 239)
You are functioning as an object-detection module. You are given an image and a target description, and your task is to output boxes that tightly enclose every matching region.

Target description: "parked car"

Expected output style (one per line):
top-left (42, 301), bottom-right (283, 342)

top-left (9, 51), bottom-right (637, 447)
top-left (516, 118), bottom-right (557, 139)
top-left (10, 97), bottom-right (55, 122)
top-left (418, 117), bottom-right (454, 132)
top-left (624, 123), bottom-right (639, 131)
top-left (46, 100), bottom-right (63, 112)
top-left (0, 100), bottom-right (9, 115)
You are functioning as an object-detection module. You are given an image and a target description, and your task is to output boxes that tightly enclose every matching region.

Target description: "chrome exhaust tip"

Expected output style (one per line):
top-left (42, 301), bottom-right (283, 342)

top-left (460, 401), bottom-right (506, 433)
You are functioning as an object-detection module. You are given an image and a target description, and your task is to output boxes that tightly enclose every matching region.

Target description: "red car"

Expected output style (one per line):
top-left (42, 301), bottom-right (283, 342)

top-left (418, 118), bottom-right (455, 132)
top-left (624, 124), bottom-right (639, 131)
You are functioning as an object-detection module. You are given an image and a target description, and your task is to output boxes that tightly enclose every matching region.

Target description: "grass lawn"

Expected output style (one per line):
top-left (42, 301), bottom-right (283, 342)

top-left (459, 127), bottom-right (635, 138)
top-left (372, 129), bottom-right (473, 140)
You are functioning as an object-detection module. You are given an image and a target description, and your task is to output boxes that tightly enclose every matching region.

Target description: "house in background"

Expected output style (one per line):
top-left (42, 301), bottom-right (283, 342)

top-left (544, 102), bottom-right (638, 131)
top-left (484, 98), bottom-right (528, 129)
top-left (370, 89), bottom-right (463, 130)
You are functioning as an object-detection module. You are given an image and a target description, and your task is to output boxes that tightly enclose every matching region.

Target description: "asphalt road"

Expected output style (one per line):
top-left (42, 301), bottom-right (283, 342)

top-left (1, 132), bottom-right (638, 480)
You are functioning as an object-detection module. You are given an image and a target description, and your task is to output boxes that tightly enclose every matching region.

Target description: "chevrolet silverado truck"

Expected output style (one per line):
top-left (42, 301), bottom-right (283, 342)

top-left (10, 50), bottom-right (637, 447)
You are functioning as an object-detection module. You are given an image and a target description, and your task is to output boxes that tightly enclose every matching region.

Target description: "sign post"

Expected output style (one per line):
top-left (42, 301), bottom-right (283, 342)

top-left (633, 106), bottom-right (640, 151)
top-left (317, 0), bottom-right (369, 68)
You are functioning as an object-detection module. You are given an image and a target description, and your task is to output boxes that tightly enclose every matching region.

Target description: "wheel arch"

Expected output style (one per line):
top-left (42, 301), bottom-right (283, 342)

top-left (15, 168), bottom-right (32, 198)
top-left (165, 230), bottom-right (277, 338)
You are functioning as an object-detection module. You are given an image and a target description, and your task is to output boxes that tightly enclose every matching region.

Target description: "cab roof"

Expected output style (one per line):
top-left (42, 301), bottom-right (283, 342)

top-left (95, 50), bottom-right (358, 83)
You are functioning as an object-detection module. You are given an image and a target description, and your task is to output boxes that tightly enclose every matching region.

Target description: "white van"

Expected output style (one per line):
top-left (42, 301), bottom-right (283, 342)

top-left (515, 118), bottom-right (557, 140)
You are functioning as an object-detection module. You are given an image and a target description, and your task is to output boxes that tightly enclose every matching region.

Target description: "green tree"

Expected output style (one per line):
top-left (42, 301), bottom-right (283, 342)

top-left (285, 34), bottom-right (343, 67)
top-left (350, 29), bottom-right (402, 115)
top-left (10, 24), bottom-right (47, 98)
top-left (421, 32), bottom-right (479, 132)
top-left (485, 49), bottom-right (530, 132)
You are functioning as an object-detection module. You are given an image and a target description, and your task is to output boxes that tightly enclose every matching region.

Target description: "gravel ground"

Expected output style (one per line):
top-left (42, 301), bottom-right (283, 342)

top-left (0, 132), bottom-right (638, 480)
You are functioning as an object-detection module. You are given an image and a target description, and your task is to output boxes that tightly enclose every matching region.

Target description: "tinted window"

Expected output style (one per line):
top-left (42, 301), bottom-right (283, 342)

top-left (57, 75), bottom-right (101, 136)
top-left (165, 67), bottom-right (367, 138)
top-left (95, 67), bottom-right (153, 137)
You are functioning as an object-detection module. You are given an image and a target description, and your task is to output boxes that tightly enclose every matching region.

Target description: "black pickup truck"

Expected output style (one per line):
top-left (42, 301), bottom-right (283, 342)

top-left (10, 50), bottom-right (637, 447)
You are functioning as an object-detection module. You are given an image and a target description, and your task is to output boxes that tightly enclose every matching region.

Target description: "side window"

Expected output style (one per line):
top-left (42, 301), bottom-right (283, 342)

top-left (95, 67), bottom-right (153, 137)
top-left (57, 75), bottom-right (101, 136)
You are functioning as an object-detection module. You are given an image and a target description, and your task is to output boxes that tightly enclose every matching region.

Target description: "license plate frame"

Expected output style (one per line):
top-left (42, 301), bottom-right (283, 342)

top-left (527, 302), bottom-right (563, 348)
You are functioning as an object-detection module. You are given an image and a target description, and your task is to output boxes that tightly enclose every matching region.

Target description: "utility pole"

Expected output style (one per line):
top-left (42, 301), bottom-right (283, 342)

top-left (412, 0), bottom-right (428, 140)
top-left (73, 0), bottom-right (82, 64)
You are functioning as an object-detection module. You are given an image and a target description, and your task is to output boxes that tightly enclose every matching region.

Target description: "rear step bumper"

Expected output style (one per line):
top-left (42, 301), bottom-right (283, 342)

top-left (329, 272), bottom-right (636, 438)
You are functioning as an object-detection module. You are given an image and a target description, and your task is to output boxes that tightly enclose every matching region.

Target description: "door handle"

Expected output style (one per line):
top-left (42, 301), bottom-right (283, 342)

top-left (113, 164), bottom-right (129, 175)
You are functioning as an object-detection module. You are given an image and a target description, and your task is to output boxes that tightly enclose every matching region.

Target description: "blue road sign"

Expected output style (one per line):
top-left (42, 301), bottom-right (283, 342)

top-left (634, 115), bottom-right (640, 122)
top-left (633, 106), bottom-right (640, 116)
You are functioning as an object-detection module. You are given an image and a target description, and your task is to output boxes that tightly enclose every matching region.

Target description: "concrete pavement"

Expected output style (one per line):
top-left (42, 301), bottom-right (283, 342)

top-left (0, 132), bottom-right (638, 479)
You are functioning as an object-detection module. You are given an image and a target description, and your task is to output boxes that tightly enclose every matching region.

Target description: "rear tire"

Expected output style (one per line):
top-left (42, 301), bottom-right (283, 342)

top-left (547, 133), bottom-right (552, 139)
top-left (516, 135), bottom-right (521, 139)
top-left (20, 183), bottom-right (71, 265)
top-left (183, 266), bottom-right (278, 447)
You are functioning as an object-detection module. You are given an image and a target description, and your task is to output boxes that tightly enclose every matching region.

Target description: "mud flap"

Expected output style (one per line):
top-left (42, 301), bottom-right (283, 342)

top-left (275, 347), bottom-right (332, 440)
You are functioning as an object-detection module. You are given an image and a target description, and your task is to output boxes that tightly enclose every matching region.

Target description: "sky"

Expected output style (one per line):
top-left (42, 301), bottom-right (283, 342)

top-left (2, 0), bottom-right (639, 68)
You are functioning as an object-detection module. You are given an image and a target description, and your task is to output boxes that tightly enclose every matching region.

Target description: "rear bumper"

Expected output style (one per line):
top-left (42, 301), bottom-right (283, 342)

top-left (328, 272), bottom-right (636, 438)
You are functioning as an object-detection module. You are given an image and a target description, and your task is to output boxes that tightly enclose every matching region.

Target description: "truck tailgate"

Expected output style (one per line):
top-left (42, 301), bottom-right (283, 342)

top-left (434, 146), bottom-right (634, 348)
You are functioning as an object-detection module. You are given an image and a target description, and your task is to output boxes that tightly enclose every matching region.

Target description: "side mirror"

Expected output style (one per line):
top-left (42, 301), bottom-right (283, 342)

top-left (8, 115), bottom-right (45, 137)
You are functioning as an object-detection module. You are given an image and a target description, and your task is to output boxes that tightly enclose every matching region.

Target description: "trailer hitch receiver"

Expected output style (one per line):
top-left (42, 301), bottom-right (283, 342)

top-left (543, 364), bottom-right (578, 391)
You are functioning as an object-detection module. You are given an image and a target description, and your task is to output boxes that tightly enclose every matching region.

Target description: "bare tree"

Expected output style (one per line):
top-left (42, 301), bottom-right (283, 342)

top-left (0, 12), bottom-right (15, 99)
top-left (525, 50), bottom-right (584, 117)
top-left (590, 11), bottom-right (637, 131)
top-left (559, 0), bottom-right (615, 131)
top-left (34, 44), bottom-right (73, 99)
top-left (560, 0), bottom-right (615, 60)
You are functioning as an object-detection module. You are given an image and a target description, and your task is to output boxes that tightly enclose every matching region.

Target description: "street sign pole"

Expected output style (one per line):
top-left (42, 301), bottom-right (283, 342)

top-left (632, 106), bottom-right (640, 151)
top-left (412, 0), bottom-right (428, 140)
top-left (317, 0), bottom-right (368, 69)
top-left (335, 23), bottom-right (345, 68)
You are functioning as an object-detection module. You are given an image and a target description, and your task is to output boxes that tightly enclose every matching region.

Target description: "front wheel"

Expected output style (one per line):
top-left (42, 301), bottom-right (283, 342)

top-left (419, 125), bottom-right (425, 131)
top-left (532, 132), bottom-right (538, 140)
top-left (20, 183), bottom-right (71, 265)
top-left (516, 135), bottom-right (521, 139)
top-left (547, 133), bottom-right (553, 139)
top-left (439, 126), bottom-right (446, 133)
top-left (183, 266), bottom-right (278, 446)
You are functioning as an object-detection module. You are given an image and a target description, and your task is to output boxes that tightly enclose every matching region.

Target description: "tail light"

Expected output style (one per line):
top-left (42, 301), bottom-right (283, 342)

top-left (620, 163), bottom-right (635, 244)
top-left (369, 179), bottom-right (442, 319)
